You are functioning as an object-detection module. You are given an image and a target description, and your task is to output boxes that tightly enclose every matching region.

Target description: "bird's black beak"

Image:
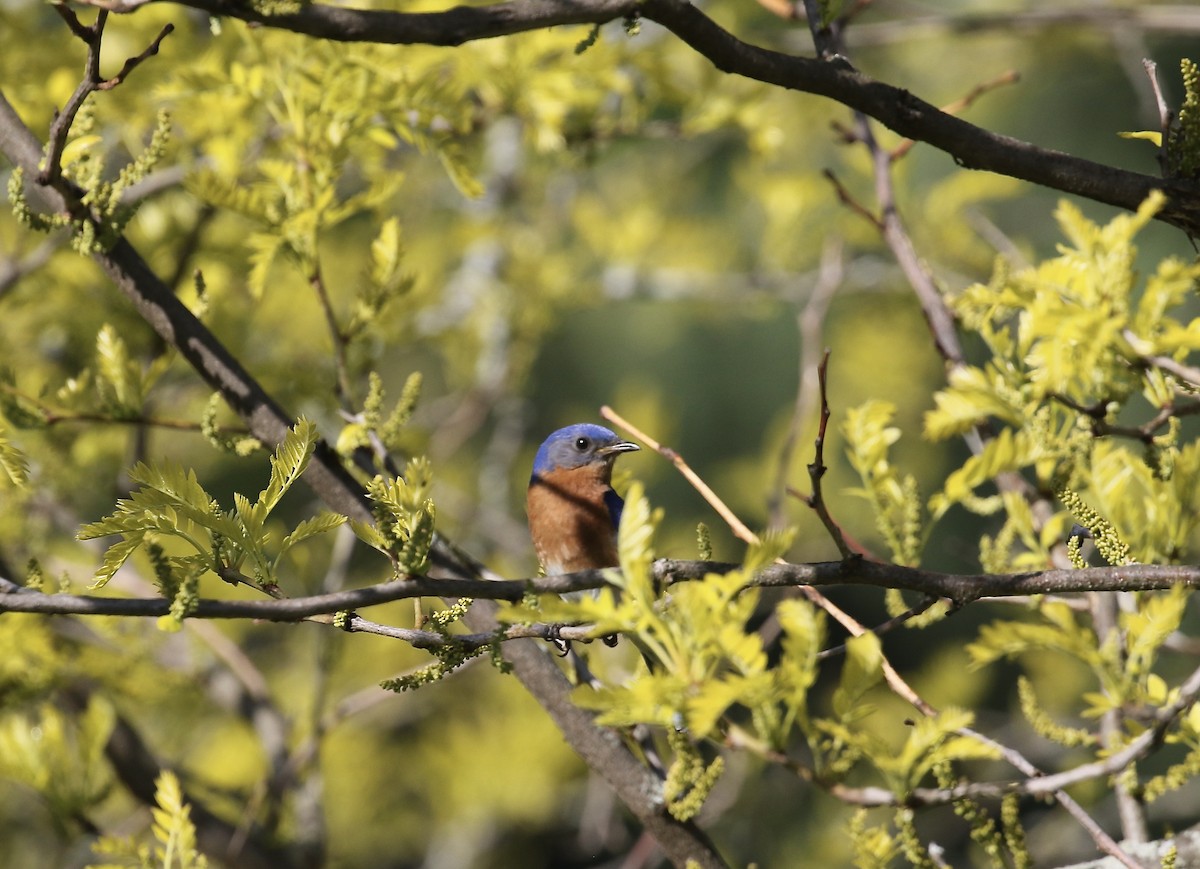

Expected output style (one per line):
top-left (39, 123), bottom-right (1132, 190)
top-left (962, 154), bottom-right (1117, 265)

top-left (597, 440), bottom-right (640, 457)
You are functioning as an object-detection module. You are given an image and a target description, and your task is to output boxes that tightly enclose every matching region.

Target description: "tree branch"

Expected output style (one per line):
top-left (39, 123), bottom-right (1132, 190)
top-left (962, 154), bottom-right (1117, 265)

top-left (65, 0), bottom-right (1200, 233)
top-left (10, 558), bottom-right (1200, 625)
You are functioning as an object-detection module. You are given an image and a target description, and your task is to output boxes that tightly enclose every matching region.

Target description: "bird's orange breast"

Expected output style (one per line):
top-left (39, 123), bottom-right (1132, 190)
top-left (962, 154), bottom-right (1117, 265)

top-left (527, 466), bottom-right (621, 575)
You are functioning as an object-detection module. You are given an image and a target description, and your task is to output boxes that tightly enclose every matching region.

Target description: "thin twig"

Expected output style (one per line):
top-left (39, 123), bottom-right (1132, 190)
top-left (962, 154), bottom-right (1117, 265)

top-left (309, 265), bottom-right (354, 409)
top-left (95, 22), bottom-right (173, 91)
top-left (797, 352), bottom-right (858, 558)
top-left (601, 405), bottom-right (760, 544)
top-left (769, 236), bottom-right (843, 530)
top-left (1127, 329), bottom-right (1200, 388)
top-left (821, 169), bottom-right (883, 230)
top-left (39, 12), bottom-right (173, 186)
top-left (814, 595), bottom-right (938, 660)
top-left (41, 7), bottom-right (108, 187)
top-left (1142, 59), bottom-right (1173, 176)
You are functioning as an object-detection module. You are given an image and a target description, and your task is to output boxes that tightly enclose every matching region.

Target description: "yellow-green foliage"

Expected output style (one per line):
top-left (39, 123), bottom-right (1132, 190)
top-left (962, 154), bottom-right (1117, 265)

top-left (356, 457), bottom-right (436, 574)
top-left (971, 585), bottom-right (1191, 748)
top-left (87, 771), bottom-right (208, 869)
top-left (7, 4), bottom-right (1200, 867)
top-left (842, 399), bottom-right (924, 565)
top-left (0, 697), bottom-right (114, 823)
top-left (926, 194), bottom-right (1200, 564)
top-left (77, 419), bottom-right (346, 612)
top-left (507, 485), bottom-right (997, 818)
top-left (849, 808), bottom-right (901, 869)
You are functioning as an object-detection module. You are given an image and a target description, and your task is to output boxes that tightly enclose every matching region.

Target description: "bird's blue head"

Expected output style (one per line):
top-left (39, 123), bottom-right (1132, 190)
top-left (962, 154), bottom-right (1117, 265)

top-left (531, 423), bottom-right (640, 480)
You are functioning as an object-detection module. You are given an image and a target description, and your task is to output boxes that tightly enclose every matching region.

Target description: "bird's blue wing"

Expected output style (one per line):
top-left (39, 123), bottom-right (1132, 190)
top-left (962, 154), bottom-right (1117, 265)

top-left (603, 488), bottom-right (625, 531)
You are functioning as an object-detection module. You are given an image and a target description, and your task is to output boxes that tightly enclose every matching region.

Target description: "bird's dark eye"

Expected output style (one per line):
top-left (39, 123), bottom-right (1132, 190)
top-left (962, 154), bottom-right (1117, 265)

top-left (574, 437), bottom-right (590, 452)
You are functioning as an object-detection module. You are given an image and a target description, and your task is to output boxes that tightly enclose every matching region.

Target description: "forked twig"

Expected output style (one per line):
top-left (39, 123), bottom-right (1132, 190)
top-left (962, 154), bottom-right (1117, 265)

top-left (796, 351), bottom-right (857, 558)
top-left (41, 8), bottom-right (173, 189)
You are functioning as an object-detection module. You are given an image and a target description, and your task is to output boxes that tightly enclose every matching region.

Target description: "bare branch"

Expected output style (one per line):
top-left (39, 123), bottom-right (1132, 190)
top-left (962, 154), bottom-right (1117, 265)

top-left (95, 22), bottom-right (173, 91)
top-left (798, 351), bottom-right (859, 558)
top-left (11, 559), bottom-right (1200, 621)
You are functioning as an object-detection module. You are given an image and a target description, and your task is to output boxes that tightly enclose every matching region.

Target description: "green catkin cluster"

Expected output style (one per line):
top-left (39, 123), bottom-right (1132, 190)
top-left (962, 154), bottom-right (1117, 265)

top-left (380, 641), bottom-right (483, 692)
top-left (1017, 677), bottom-right (1096, 747)
top-left (696, 522), bottom-right (712, 561)
top-left (24, 558), bottom-right (44, 592)
top-left (1144, 744), bottom-right (1200, 802)
top-left (429, 598), bottom-right (472, 630)
top-left (1169, 59), bottom-right (1200, 179)
top-left (1066, 533), bottom-right (1087, 569)
top-left (663, 729), bottom-right (724, 821)
top-left (1162, 842), bottom-right (1178, 869)
top-left (935, 763), bottom-right (1003, 863)
top-left (894, 808), bottom-right (935, 869)
top-left (382, 372), bottom-right (421, 450)
top-left (1055, 487), bottom-right (1131, 566)
top-left (201, 394), bottom-right (262, 456)
top-left (980, 517), bottom-right (1018, 574)
top-left (1000, 793), bottom-right (1031, 869)
top-left (9, 111), bottom-right (172, 254)
top-left (165, 568), bottom-right (200, 628)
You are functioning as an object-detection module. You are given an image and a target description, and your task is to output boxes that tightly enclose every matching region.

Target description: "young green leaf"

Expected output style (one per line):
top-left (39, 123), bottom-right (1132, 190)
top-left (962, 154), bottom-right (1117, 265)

top-left (257, 418), bottom-right (318, 516)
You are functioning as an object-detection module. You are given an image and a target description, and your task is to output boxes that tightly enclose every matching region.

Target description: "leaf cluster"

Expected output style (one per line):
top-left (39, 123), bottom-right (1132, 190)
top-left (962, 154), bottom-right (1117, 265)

top-left (9, 108), bottom-right (170, 254)
top-left (352, 457), bottom-right (437, 575)
top-left (504, 485), bottom-right (999, 820)
top-left (76, 420), bottom-right (345, 626)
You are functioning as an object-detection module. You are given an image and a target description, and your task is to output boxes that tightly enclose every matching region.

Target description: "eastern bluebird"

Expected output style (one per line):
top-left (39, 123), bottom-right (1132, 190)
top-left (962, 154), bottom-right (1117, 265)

top-left (527, 423), bottom-right (640, 581)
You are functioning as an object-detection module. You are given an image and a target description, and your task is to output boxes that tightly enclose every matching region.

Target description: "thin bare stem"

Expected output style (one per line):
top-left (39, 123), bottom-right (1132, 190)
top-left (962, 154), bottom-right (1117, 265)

top-left (95, 22), bottom-right (173, 91)
top-left (769, 236), bottom-right (843, 530)
top-left (798, 352), bottom-right (857, 558)
top-left (39, 10), bottom-right (172, 187)
top-left (309, 264), bottom-right (354, 409)
top-left (821, 169), bottom-right (884, 230)
top-left (814, 595), bottom-right (938, 661)
top-left (1143, 59), bottom-right (1172, 172)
